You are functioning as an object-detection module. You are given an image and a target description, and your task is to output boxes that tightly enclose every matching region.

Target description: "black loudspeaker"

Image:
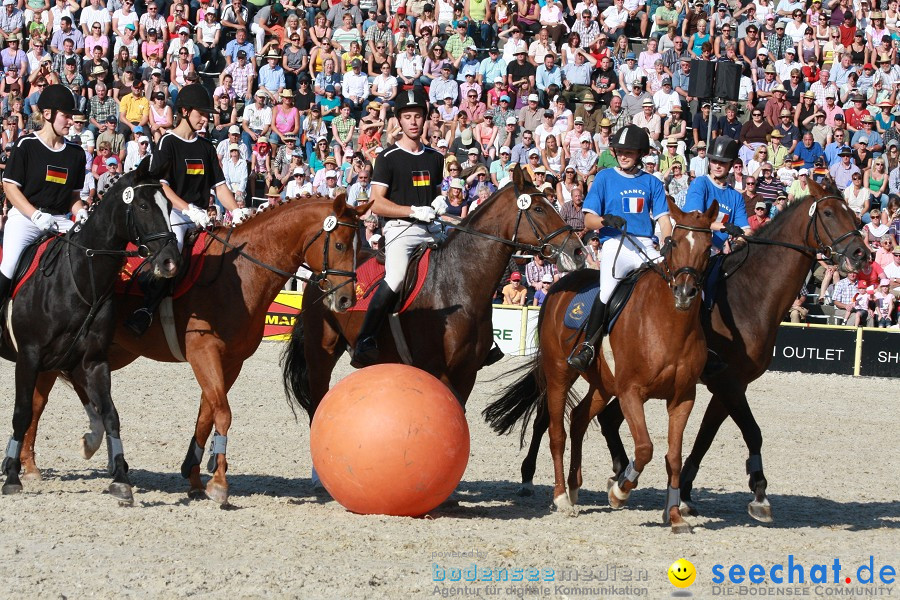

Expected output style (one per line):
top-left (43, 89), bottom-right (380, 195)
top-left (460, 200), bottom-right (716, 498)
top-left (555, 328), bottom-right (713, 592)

top-left (714, 61), bottom-right (742, 101)
top-left (687, 59), bottom-right (716, 98)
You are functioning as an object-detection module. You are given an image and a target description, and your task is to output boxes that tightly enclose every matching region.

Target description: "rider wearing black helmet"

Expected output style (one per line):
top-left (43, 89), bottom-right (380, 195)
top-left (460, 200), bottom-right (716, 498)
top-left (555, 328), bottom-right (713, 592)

top-left (0, 84), bottom-right (87, 306)
top-left (682, 134), bottom-right (749, 378)
top-left (125, 83), bottom-right (252, 336)
top-left (683, 135), bottom-right (749, 250)
top-left (350, 88), bottom-right (446, 367)
top-left (568, 124), bottom-right (672, 372)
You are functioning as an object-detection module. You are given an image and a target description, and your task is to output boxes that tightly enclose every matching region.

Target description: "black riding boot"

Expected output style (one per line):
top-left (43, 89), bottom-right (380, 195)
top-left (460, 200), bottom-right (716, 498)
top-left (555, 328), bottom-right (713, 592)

top-left (124, 277), bottom-right (171, 337)
top-left (350, 281), bottom-right (398, 368)
top-left (567, 298), bottom-right (608, 373)
top-left (0, 274), bottom-right (11, 308)
top-left (701, 349), bottom-right (729, 379)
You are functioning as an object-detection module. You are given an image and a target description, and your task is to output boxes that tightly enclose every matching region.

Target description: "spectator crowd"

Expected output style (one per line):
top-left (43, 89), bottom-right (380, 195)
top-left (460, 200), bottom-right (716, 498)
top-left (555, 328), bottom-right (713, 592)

top-left (0, 0), bottom-right (897, 323)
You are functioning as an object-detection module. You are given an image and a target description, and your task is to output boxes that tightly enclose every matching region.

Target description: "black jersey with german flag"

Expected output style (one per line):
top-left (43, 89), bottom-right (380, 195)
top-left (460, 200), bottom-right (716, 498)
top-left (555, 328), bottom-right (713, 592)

top-left (2, 133), bottom-right (86, 215)
top-left (371, 144), bottom-right (444, 208)
top-left (148, 132), bottom-right (225, 209)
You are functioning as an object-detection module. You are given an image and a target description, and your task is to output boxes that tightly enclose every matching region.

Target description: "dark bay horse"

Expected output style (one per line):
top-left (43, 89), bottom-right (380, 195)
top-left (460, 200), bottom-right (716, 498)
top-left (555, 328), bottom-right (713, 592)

top-left (19, 194), bottom-right (368, 505)
top-left (282, 165), bottom-right (586, 429)
top-left (484, 199), bottom-right (717, 533)
top-left (512, 182), bottom-right (870, 524)
top-left (1, 163), bottom-right (181, 503)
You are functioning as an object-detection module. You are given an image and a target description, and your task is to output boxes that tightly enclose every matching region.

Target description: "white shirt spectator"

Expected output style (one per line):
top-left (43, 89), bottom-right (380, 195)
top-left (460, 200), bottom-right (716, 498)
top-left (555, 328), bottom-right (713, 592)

top-left (653, 88), bottom-right (680, 116)
top-left (601, 5), bottom-right (629, 30)
top-left (395, 52), bottom-right (423, 79)
top-left (80, 5), bottom-right (111, 32)
top-left (223, 157), bottom-right (248, 195)
top-left (342, 70), bottom-right (370, 100)
top-left (242, 103), bottom-right (272, 132)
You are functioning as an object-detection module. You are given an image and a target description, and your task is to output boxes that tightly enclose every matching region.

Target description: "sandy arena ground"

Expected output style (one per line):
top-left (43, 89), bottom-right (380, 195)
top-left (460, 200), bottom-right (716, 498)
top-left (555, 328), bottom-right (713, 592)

top-left (0, 343), bottom-right (897, 599)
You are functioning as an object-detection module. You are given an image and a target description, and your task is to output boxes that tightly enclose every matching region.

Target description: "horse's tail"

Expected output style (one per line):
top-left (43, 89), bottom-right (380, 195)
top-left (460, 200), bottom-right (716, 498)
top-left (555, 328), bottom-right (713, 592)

top-left (280, 314), bottom-right (312, 421)
top-left (481, 355), bottom-right (546, 447)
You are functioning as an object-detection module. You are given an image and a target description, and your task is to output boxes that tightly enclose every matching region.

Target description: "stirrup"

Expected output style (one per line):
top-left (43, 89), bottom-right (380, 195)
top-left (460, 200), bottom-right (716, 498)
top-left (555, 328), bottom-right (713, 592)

top-left (567, 342), bottom-right (595, 373)
top-left (124, 308), bottom-right (154, 337)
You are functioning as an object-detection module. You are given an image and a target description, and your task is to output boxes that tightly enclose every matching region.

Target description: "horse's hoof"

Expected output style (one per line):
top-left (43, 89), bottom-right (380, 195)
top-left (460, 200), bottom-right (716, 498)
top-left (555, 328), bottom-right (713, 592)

top-left (108, 482), bottom-right (133, 505)
top-left (21, 469), bottom-right (43, 482)
top-left (748, 498), bottom-right (774, 523)
top-left (187, 487), bottom-right (206, 500)
top-left (552, 492), bottom-right (577, 515)
top-left (2, 482), bottom-right (23, 495)
top-left (206, 482), bottom-right (229, 505)
top-left (606, 479), bottom-right (629, 510)
top-left (671, 521), bottom-right (693, 534)
top-left (80, 434), bottom-right (102, 460)
top-left (516, 483), bottom-right (534, 497)
top-left (679, 501), bottom-right (698, 517)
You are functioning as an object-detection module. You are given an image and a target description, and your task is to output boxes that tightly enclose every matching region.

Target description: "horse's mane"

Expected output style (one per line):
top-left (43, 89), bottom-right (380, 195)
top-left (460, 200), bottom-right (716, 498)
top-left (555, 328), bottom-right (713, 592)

top-left (208, 194), bottom-right (336, 237)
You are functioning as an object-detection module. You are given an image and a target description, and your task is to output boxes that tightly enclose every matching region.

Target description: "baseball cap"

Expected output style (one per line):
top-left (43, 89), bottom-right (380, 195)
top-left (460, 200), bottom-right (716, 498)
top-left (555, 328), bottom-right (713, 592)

top-left (574, 116), bottom-right (584, 124)
top-left (528, 148), bottom-right (540, 157)
top-left (798, 168), bottom-right (809, 176)
top-left (755, 202), bottom-right (767, 210)
top-left (325, 170), bottom-right (338, 178)
top-left (106, 157), bottom-right (118, 165)
top-left (510, 272), bottom-right (522, 281)
top-left (881, 278), bottom-right (891, 286)
top-left (467, 147), bottom-right (480, 154)
top-left (506, 116), bottom-right (517, 125)
top-left (528, 93), bottom-right (539, 102)
top-left (292, 167), bottom-right (305, 175)
top-left (449, 178), bottom-right (465, 189)
top-left (228, 125), bottom-right (240, 134)
top-left (178, 26), bottom-right (190, 34)
top-left (138, 135), bottom-right (150, 144)
top-left (437, 139), bottom-right (448, 147)
top-left (500, 94), bottom-right (511, 102)
top-left (500, 146), bottom-right (511, 154)
top-left (228, 143), bottom-right (240, 152)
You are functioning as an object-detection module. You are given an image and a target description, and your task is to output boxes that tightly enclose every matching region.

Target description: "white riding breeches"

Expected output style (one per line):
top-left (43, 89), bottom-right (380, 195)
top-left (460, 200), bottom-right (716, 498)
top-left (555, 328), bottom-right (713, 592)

top-left (598, 235), bottom-right (660, 304)
top-left (382, 219), bottom-right (435, 292)
top-left (1, 208), bottom-right (74, 279)
top-left (170, 208), bottom-right (193, 251)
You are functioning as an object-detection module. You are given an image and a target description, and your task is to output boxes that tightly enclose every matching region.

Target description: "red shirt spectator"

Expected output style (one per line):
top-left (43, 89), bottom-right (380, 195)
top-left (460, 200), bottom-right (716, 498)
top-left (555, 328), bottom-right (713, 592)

top-left (749, 202), bottom-right (770, 232)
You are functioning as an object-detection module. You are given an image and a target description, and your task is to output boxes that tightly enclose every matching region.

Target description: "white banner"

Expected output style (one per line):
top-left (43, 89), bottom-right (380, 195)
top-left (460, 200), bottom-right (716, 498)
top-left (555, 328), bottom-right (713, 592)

top-left (491, 307), bottom-right (525, 355)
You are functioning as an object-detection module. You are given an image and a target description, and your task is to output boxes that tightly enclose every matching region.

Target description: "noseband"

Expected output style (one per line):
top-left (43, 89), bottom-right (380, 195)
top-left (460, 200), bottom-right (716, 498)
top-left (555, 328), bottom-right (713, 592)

top-left (300, 214), bottom-right (359, 293)
top-left (659, 223), bottom-right (714, 290)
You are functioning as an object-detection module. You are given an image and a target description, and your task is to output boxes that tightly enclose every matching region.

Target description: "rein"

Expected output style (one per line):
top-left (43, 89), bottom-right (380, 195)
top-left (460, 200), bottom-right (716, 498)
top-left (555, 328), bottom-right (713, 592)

top-left (436, 181), bottom-right (577, 260)
top-left (203, 213), bottom-right (359, 295)
top-left (41, 182), bottom-right (176, 370)
top-left (612, 222), bottom-right (714, 290)
top-left (723, 194), bottom-right (863, 279)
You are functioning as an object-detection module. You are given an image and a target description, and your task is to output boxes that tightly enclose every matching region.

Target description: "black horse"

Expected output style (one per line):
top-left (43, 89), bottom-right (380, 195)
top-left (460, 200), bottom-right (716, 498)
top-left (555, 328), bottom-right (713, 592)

top-left (0, 159), bottom-right (181, 504)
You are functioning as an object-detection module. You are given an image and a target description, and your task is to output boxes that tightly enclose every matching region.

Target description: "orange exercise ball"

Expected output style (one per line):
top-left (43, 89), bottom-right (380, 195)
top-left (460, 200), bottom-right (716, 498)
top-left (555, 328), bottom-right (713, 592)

top-left (309, 364), bottom-right (470, 517)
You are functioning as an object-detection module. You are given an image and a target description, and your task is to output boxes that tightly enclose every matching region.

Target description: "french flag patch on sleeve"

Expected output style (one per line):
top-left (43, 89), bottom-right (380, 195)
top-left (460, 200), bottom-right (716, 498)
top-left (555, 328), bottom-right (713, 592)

top-left (622, 196), bottom-right (645, 213)
top-left (716, 211), bottom-right (730, 224)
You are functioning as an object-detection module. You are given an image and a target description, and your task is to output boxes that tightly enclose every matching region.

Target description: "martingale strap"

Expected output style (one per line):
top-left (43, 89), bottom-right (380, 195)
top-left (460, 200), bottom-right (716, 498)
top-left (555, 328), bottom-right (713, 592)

top-left (207, 433), bottom-right (227, 473)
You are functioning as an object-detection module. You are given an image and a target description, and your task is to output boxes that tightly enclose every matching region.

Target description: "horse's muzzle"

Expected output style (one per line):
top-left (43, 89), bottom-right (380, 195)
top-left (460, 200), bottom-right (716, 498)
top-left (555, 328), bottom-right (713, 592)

top-left (328, 288), bottom-right (356, 313)
top-left (558, 242), bottom-right (587, 272)
top-left (673, 283), bottom-right (700, 312)
top-left (152, 254), bottom-right (181, 279)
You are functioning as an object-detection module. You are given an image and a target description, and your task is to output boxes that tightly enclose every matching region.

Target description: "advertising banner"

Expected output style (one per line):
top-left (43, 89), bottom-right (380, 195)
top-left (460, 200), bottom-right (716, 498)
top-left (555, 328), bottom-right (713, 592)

top-left (263, 292), bottom-right (303, 341)
top-left (859, 329), bottom-right (900, 378)
top-left (492, 307), bottom-right (524, 355)
top-left (768, 326), bottom-right (857, 376)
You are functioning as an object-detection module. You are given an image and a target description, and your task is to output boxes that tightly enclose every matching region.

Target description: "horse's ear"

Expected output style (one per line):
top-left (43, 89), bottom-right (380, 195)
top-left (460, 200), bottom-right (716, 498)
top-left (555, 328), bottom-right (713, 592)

top-left (512, 163), bottom-right (526, 189)
top-left (666, 196), bottom-right (686, 223)
top-left (332, 193), bottom-right (350, 217)
top-left (356, 198), bottom-right (375, 216)
top-left (135, 154), bottom-right (152, 181)
top-left (704, 199), bottom-right (720, 222)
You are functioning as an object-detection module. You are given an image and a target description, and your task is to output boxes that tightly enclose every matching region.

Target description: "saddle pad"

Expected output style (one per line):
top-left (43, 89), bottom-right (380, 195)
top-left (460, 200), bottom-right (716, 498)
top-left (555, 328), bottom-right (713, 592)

top-left (115, 232), bottom-right (209, 299)
top-left (348, 248), bottom-right (431, 313)
top-left (703, 253), bottom-right (726, 312)
top-left (563, 269), bottom-right (646, 335)
top-left (11, 237), bottom-right (56, 299)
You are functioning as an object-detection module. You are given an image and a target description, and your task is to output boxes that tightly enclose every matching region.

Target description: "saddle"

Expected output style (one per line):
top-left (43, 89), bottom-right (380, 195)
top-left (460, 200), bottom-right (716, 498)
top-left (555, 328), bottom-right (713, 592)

top-left (7, 234), bottom-right (62, 299)
top-left (114, 230), bottom-right (209, 298)
top-left (348, 243), bottom-right (433, 314)
top-left (563, 267), bottom-right (649, 335)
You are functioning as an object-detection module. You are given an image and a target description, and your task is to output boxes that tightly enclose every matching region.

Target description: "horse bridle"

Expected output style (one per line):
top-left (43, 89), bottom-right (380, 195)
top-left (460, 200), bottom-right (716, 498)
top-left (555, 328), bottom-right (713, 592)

top-left (658, 223), bottom-right (715, 290)
top-left (438, 181), bottom-right (577, 260)
top-left (203, 212), bottom-right (360, 295)
top-left (736, 194), bottom-right (864, 264)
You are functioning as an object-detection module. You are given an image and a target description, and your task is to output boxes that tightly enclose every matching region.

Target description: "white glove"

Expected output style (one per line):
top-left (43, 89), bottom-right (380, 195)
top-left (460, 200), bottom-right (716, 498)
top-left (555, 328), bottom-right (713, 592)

top-left (75, 208), bottom-right (88, 224)
top-left (231, 207), bottom-right (252, 225)
top-left (30, 209), bottom-right (57, 232)
top-left (431, 196), bottom-right (448, 216)
top-left (184, 204), bottom-right (211, 228)
top-left (409, 205), bottom-right (437, 223)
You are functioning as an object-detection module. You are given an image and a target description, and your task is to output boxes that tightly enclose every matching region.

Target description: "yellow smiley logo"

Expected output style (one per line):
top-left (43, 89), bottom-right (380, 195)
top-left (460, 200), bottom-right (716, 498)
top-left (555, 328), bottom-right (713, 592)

top-left (668, 559), bottom-right (696, 588)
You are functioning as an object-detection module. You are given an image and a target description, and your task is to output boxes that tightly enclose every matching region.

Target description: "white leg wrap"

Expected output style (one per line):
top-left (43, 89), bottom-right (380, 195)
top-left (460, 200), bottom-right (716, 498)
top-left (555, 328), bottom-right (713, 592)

top-left (611, 481), bottom-right (631, 501)
top-left (623, 460), bottom-right (640, 483)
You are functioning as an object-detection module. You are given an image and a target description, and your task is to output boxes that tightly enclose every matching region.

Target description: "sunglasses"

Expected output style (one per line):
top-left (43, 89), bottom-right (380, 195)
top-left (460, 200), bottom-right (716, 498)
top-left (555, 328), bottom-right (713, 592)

top-left (752, 112), bottom-right (762, 116)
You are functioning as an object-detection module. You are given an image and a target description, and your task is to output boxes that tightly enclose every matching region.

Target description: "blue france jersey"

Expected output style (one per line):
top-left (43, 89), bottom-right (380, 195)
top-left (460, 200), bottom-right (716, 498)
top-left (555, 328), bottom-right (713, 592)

top-left (583, 168), bottom-right (668, 238)
top-left (682, 175), bottom-right (748, 248)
